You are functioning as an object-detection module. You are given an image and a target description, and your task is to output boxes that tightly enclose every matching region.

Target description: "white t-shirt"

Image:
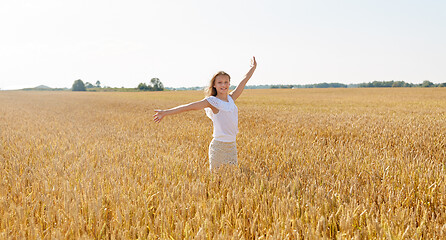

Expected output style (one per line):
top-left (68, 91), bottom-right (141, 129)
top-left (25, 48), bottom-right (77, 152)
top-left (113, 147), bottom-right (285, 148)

top-left (204, 95), bottom-right (238, 142)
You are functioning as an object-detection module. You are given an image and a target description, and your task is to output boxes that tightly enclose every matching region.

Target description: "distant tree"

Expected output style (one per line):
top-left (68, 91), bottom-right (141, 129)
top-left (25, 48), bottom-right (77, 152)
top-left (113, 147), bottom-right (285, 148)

top-left (331, 83), bottom-right (348, 88)
top-left (421, 80), bottom-right (434, 87)
top-left (270, 84), bottom-right (294, 89)
top-left (439, 83), bottom-right (446, 87)
top-left (359, 80), bottom-right (412, 88)
top-left (315, 83), bottom-right (329, 88)
top-left (392, 81), bottom-right (405, 87)
top-left (358, 83), bottom-right (369, 88)
top-left (72, 79), bottom-right (86, 91)
top-left (404, 82), bottom-right (414, 87)
top-left (85, 82), bottom-right (94, 88)
top-left (138, 83), bottom-right (150, 91)
top-left (382, 81), bottom-right (394, 87)
top-left (96, 80), bottom-right (101, 88)
top-left (137, 78), bottom-right (164, 91)
top-left (151, 78), bottom-right (164, 91)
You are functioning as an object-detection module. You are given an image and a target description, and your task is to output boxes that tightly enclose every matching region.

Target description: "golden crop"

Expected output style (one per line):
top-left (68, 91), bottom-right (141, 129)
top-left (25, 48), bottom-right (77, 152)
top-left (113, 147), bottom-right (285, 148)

top-left (1, 88), bottom-right (445, 239)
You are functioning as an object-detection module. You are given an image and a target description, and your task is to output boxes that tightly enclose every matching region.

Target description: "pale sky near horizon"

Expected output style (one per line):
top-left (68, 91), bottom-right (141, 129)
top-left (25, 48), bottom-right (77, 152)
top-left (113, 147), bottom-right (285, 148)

top-left (1, 0), bottom-right (445, 90)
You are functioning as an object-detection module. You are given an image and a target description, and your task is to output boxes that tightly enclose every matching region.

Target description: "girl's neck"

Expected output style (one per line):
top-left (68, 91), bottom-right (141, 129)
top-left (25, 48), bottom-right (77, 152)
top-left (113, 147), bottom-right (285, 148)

top-left (216, 94), bottom-right (229, 102)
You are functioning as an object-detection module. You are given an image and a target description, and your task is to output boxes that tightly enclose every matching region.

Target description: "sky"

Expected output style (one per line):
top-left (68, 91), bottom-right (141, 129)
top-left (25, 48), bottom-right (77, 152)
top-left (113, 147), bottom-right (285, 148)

top-left (1, 0), bottom-right (445, 90)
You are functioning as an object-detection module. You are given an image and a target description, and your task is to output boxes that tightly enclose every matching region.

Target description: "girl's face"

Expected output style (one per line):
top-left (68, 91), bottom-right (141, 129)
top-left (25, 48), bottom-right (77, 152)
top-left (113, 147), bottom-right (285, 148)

top-left (214, 75), bottom-right (230, 95)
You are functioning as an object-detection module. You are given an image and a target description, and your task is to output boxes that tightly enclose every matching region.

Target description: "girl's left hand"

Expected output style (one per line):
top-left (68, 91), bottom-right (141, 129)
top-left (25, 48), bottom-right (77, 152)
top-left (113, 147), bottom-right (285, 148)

top-left (250, 56), bottom-right (257, 68)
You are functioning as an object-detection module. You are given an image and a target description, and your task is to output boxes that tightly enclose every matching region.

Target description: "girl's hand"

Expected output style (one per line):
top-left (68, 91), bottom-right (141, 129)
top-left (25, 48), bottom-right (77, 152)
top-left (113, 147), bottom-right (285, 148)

top-left (250, 56), bottom-right (257, 68)
top-left (153, 110), bottom-right (166, 123)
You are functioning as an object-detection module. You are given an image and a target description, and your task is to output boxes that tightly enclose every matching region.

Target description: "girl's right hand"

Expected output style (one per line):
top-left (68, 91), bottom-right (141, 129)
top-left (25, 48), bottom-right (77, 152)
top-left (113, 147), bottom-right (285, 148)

top-left (153, 110), bottom-right (166, 123)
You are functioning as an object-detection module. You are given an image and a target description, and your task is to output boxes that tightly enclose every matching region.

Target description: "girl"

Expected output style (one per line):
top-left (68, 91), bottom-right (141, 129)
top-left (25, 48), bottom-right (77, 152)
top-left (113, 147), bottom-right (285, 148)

top-left (153, 57), bottom-right (257, 170)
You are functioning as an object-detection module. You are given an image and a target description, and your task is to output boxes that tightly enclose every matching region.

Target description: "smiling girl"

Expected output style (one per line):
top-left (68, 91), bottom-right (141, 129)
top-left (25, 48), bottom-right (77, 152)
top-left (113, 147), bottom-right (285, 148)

top-left (153, 57), bottom-right (257, 170)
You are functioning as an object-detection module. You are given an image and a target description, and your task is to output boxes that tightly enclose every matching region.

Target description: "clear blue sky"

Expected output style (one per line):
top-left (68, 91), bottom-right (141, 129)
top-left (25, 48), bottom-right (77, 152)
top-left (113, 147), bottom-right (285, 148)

top-left (1, 0), bottom-right (445, 90)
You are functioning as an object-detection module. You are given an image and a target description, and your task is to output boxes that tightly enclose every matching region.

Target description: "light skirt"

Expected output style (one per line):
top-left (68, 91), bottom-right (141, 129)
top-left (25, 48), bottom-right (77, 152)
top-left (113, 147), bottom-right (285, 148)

top-left (208, 139), bottom-right (237, 170)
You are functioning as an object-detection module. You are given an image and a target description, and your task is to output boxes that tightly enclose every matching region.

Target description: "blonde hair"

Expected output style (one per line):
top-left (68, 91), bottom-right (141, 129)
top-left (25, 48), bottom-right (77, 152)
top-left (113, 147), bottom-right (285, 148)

top-left (204, 71), bottom-right (231, 97)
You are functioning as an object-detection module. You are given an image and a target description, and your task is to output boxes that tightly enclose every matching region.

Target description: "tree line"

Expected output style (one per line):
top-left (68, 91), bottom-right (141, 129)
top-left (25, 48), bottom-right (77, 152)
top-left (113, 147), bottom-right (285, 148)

top-left (357, 80), bottom-right (445, 88)
top-left (72, 79), bottom-right (445, 91)
top-left (244, 80), bottom-right (445, 89)
top-left (72, 78), bottom-right (164, 91)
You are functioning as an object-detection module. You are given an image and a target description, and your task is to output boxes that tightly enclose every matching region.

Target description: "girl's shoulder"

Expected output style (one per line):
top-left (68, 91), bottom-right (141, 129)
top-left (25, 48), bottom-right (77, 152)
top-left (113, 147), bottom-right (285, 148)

top-left (205, 95), bottom-right (236, 112)
top-left (204, 96), bottom-right (219, 108)
top-left (204, 96), bottom-right (218, 103)
top-left (205, 95), bottom-right (217, 100)
top-left (206, 95), bottom-right (233, 102)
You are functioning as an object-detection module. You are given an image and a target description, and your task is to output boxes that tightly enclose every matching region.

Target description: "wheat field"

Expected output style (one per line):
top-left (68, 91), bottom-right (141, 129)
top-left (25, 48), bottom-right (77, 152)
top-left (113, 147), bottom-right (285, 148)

top-left (0, 88), bottom-right (445, 239)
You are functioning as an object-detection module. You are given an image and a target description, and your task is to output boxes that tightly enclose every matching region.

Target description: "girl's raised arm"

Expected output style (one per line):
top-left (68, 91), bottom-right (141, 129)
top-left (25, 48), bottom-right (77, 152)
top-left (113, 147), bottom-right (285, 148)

top-left (230, 56), bottom-right (257, 101)
top-left (153, 99), bottom-right (211, 123)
